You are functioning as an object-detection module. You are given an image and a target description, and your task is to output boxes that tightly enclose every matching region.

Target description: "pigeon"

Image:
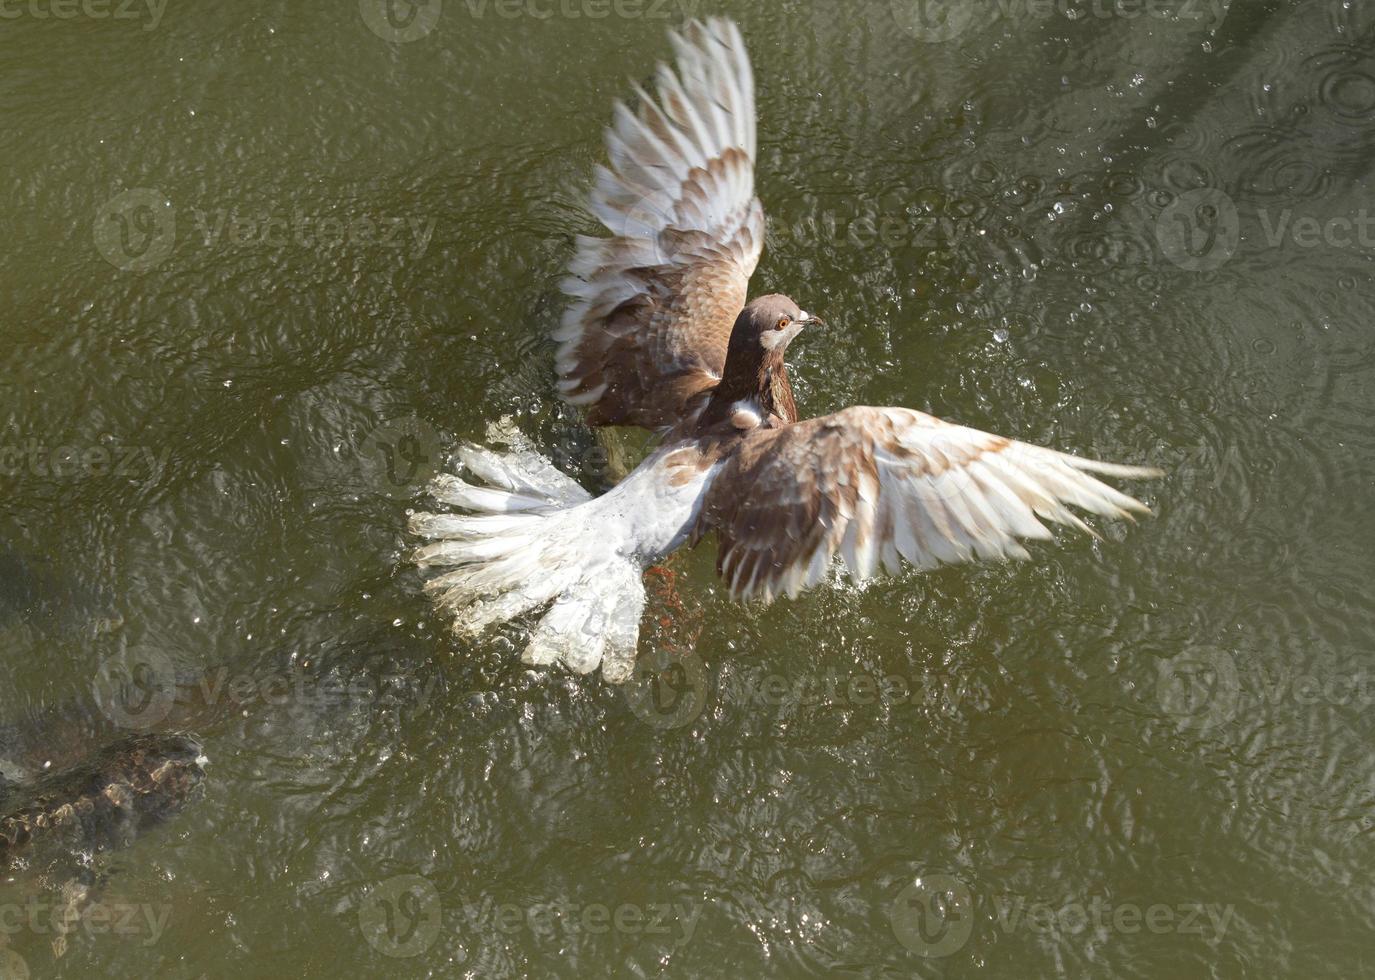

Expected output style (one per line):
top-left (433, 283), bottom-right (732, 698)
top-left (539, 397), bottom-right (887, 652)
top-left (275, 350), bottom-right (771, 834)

top-left (409, 18), bottom-right (1162, 683)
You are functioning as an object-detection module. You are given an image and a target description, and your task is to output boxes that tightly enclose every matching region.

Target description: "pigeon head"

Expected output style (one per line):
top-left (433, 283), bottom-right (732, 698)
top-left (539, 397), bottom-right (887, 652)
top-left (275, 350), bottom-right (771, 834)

top-left (703, 294), bottom-right (827, 429)
top-left (733, 294), bottom-right (825, 353)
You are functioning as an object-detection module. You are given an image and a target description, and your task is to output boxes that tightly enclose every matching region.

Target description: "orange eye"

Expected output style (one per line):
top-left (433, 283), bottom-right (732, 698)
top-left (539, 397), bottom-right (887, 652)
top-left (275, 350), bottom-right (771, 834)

top-left (776, 317), bottom-right (789, 330)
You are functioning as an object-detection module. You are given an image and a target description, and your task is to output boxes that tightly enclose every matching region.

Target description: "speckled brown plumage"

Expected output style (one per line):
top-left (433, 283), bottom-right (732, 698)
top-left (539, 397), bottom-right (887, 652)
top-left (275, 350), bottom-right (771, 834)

top-left (409, 17), bottom-right (1162, 682)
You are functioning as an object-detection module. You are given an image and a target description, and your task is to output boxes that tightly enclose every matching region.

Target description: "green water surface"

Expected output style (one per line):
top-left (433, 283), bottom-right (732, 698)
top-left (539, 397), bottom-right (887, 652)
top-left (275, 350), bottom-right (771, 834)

top-left (1, 0), bottom-right (1373, 976)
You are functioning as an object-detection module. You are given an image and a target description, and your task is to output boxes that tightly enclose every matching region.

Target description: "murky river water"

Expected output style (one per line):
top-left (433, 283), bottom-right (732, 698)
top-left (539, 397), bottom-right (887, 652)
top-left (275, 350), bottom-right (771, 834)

top-left (1, 0), bottom-right (1373, 976)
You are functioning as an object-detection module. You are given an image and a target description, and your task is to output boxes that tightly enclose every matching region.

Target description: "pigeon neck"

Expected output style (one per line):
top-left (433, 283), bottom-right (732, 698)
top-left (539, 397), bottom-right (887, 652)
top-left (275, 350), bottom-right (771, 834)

top-left (703, 342), bottom-right (797, 428)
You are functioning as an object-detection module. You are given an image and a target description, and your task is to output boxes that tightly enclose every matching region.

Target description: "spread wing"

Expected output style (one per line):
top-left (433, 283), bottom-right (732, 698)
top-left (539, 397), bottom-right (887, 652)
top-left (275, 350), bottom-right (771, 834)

top-left (694, 407), bottom-right (1164, 601)
top-left (555, 18), bottom-right (764, 433)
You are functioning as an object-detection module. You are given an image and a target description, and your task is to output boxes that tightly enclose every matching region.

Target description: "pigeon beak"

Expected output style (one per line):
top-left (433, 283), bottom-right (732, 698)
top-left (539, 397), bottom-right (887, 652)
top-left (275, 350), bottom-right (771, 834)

top-left (797, 312), bottom-right (827, 328)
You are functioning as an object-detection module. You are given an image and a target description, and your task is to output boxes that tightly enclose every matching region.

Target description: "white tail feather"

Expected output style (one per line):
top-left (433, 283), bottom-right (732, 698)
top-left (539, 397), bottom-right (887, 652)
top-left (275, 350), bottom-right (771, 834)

top-left (410, 427), bottom-right (714, 683)
top-left (409, 444), bottom-right (642, 684)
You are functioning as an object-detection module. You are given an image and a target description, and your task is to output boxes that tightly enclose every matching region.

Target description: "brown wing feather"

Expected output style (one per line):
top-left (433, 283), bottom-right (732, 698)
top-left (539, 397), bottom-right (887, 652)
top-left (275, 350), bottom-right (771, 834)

top-left (695, 407), bottom-right (1164, 601)
top-left (555, 18), bottom-right (763, 433)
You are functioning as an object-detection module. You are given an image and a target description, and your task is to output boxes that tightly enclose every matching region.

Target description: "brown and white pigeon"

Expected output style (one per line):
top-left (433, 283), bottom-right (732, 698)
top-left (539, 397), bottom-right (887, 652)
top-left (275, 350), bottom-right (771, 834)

top-left (409, 18), bottom-right (1162, 683)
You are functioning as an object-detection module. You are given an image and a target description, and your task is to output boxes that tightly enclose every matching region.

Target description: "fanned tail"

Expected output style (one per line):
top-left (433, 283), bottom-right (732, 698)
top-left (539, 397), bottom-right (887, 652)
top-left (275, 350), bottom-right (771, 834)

top-left (409, 442), bottom-right (646, 684)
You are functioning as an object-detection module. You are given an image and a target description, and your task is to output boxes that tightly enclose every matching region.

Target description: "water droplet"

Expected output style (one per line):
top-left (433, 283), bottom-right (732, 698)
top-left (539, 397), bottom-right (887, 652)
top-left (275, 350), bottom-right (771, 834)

top-left (993, 327), bottom-right (1010, 343)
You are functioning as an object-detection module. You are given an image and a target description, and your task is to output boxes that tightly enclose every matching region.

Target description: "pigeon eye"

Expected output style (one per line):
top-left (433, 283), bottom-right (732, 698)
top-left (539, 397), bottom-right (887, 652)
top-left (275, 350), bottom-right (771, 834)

top-left (776, 317), bottom-right (790, 330)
